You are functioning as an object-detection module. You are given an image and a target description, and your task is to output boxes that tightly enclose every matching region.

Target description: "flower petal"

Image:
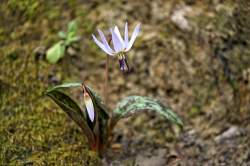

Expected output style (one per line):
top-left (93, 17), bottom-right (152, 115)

top-left (125, 23), bottom-right (140, 52)
top-left (84, 96), bottom-right (95, 122)
top-left (124, 22), bottom-right (129, 48)
top-left (114, 26), bottom-right (125, 47)
top-left (110, 28), bottom-right (124, 53)
top-left (97, 29), bottom-right (114, 53)
top-left (92, 34), bottom-right (115, 56)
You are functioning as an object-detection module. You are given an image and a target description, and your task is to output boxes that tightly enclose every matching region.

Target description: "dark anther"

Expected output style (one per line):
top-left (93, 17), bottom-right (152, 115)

top-left (118, 56), bottom-right (130, 73)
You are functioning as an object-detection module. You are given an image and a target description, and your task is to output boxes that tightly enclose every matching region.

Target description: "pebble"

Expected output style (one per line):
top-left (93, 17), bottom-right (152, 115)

top-left (215, 126), bottom-right (242, 143)
top-left (171, 6), bottom-right (192, 32)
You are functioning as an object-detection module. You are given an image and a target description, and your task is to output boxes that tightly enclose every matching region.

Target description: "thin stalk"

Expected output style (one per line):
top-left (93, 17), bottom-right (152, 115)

top-left (104, 35), bottom-right (114, 150)
top-left (104, 35), bottom-right (112, 106)
top-left (104, 55), bottom-right (110, 105)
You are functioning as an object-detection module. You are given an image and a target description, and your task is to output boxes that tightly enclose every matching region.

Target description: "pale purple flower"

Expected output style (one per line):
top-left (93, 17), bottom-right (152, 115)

top-left (92, 22), bottom-right (140, 72)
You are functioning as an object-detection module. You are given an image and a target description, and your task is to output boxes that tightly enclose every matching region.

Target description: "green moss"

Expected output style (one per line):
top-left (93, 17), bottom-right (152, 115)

top-left (188, 107), bottom-right (202, 117)
top-left (0, 1), bottom-right (101, 164)
top-left (234, 0), bottom-right (250, 44)
top-left (0, 50), bottom-right (100, 164)
top-left (7, 0), bottom-right (43, 20)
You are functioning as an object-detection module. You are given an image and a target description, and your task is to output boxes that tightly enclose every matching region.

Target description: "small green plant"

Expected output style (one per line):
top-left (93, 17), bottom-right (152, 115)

top-left (46, 20), bottom-right (80, 64)
top-left (45, 82), bottom-right (183, 154)
top-left (45, 22), bottom-right (183, 155)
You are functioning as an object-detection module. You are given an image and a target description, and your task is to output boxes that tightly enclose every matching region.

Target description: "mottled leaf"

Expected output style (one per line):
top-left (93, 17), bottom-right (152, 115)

top-left (112, 96), bottom-right (183, 127)
top-left (46, 82), bottom-right (110, 146)
top-left (86, 86), bottom-right (110, 145)
top-left (45, 89), bottom-right (94, 144)
top-left (46, 82), bottom-right (82, 92)
top-left (46, 82), bottom-right (108, 116)
top-left (87, 86), bottom-right (109, 117)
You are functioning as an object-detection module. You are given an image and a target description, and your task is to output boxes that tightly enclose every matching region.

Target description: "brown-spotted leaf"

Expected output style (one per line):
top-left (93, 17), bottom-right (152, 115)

top-left (112, 96), bottom-right (183, 128)
top-left (45, 89), bottom-right (94, 144)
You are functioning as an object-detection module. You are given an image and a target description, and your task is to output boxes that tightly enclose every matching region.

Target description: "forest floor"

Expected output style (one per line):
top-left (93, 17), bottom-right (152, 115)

top-left (0, 0), bottom-right (250, 165)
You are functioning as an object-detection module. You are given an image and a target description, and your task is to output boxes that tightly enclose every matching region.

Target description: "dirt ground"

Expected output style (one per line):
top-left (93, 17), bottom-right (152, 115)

top-left (0, 0), bottom-right (250, 165)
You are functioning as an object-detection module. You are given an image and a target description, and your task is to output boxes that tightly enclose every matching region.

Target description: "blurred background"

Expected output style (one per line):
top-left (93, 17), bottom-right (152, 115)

top-left (0, 0), bottom-right (250, 165)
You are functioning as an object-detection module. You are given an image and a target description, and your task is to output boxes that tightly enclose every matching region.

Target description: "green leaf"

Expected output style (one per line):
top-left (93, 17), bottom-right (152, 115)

top-left (112, 96), bottom-right (183, 128)
top-left (58, 31), bottom-right (66, 39)
top-left (65, 36), bottom-right (80, 46)
top-left (46, 41), bottom-right (65, 64)
top-left (45, 89), bottom-right (95, 144)
top-left (46, 82), bottom-right (82, 93)
top-left (67, 20), bottom-right (77, 40)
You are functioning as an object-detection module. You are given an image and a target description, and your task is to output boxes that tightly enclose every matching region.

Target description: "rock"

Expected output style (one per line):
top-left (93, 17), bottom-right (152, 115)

top-left (215, 126), bottom-right (242, 143)
top-left (136, 148), bottom-right (167, 166)
top-left (66, 47), bottom-right (77, 56)
top-left (170, 6), bottom-right (192, 32)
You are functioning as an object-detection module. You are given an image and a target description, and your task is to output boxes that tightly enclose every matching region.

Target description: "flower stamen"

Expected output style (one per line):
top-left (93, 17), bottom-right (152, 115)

top-left (118, 53), bottom-right (129, 73)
